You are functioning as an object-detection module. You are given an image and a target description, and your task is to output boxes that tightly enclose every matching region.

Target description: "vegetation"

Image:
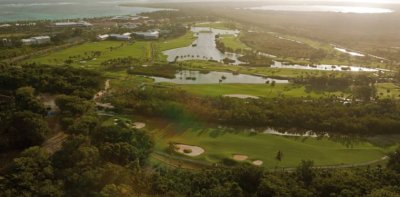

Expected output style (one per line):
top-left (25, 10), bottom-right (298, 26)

top-left (1, 7), bottom-right (400, 196)
top-left (152, 125), bottom-right (389, 168)
top-left (109, 85), bottom-right (400, 135)
top-left (0, 64), bottom-right (102, 99)
top-left (241, 32), bottom-right (325, 61)
top-left (127, 64), bottom-right (179, 79)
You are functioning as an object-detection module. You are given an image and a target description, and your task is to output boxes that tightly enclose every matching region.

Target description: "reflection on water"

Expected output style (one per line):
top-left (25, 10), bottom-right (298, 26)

top-left (271, 61), bottom-right (384, 72)
top-left (263, 128), bottom-right (330, 138)
top-left (151, 70), bottom-right (289, 84)
top-left (246, 5), bottom-right (393, 14)
top-left (163, 27), bottom-right (244, 65)
top-left (334, 47), bottom-right (365, 57)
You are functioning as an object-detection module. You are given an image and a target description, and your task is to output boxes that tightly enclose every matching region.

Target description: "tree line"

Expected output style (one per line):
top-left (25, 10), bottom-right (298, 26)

top-left (109, 85), bottom-right (400, 135)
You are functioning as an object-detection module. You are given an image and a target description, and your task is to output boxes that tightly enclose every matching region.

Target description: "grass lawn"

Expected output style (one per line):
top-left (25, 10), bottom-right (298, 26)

top-left (158, 32), bottom-right (196, 51)
top-left (220, 34), bottom-right (250, 51)
top-left (101, 116), bottom-right (394, 169)
top-left (376, 83), bottom-right (400, 99)
top-left (176, 84), bottom-right (344, 98)
top-left (150, 125), bottom-right (392, 168)
top-left (26, 41), bottom-right (151, 68)
top-left (194, 22), bottom-right (236, 30)
top-left (180, 60), bottom-right (340, 78)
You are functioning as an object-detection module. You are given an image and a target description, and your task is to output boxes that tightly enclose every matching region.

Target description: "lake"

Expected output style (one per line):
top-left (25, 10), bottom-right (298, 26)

top-left (163, 27), bottom-right (244, 65)
top-left (246, 5), bottom-right (394, 14)
top-left (0, 0), bottom-right (163, 22)
top-left (150, 70), bottom-right (289, 84)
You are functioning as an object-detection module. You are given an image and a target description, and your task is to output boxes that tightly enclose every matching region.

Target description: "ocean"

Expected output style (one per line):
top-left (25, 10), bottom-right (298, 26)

top-left (0, 0), bottom-right (162, 22)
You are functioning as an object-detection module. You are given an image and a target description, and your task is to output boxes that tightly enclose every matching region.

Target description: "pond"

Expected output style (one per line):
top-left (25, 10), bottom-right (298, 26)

top-left (271, 61), bottom-right (383, 72)
top-left (150, 70), bottom-right (289, 84)
top-left (163, 27), bottom-right (244, 65)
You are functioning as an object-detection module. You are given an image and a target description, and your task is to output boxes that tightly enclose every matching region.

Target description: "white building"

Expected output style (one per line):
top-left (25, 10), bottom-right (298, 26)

top-left (96, 34), bottom-right (110, 41)
top-left (21, 36), bottom-right (51, 45)
top-left (54, 21), bottom-right (93, 27)
top-left (0, 24), bottom-right (11, 28)
top-left (109, 34), bottom-right (131, 41)
top-left (133, 31), bottom-right (159, 40)
top-left (2, 38), bottom-right (12, 47)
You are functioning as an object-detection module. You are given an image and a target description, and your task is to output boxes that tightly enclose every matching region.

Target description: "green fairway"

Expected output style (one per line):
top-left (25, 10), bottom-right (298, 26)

top-left (176, 84), bottom-right (345, 98)
top-left (158, 32), bottom-right (196, 51)
top-left (220, 35), bottom-right (250, 51)
top-left (178, 60), bottom-right (341, 78)
top-left (376, 83), bottom-right (400, 99)
top-left (151, 126), bottom-right (391, 168)
top-left (27, 41), bottom-right (151, 67)
top-left (101, 116), bottom-right (393, 169)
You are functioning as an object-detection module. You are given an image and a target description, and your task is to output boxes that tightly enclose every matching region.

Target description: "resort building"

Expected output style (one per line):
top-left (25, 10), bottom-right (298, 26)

top-left (2, 38), bottom-right (12, 47)
top-left (133, 30), bottom-right (160, 40)
top-left (109, 34), bottom-right (131, 41)
top-left (21, 36), bottom-right (51, 45)
top-left (96, 34), bottom-right (110, 41)
top-left (54, 21), bottom-right (93, 27)
top-left (0, 24), bottom-right (11, 28)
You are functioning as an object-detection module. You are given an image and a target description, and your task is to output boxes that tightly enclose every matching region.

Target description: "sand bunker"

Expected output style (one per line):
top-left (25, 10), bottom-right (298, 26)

top-left (132, 122), bottom-right (146, 129)
top-left (223, 94), bottom-right (259, 99)
top-left (233, 154), bottom-right (248, 161)
top-left (252, 160), bottom-right (263, 166)
top-left (174, 144), bottom-right (205, 157)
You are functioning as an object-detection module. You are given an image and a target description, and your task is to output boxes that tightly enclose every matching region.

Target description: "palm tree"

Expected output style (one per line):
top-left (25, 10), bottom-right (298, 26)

top-left (275, 150), bottom-right (283, 170)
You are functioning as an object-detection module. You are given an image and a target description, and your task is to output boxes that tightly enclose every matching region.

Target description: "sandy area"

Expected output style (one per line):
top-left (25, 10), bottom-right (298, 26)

top-left (223, 94), bottom-right (259, 99)
top-left (252, 160), bottom-right (263, 166)
top-left (174, 144), bottom-right (205, 157)
top-left (132, 122), bottom-right (146, 129)
top-left (233, 154), bottom-right (248, 161)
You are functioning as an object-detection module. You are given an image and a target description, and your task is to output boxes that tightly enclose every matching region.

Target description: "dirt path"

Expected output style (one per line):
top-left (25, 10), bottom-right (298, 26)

top-left (41, 132), bottom-right (69, 155)
top-left (151, 151), bottom-right (389, 171)
top-left (94, 79), bottom-right (114, 109)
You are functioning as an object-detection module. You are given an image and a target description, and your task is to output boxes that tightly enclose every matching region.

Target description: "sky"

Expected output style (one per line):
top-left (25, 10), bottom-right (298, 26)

top-left (126, 0), bottom-right (400, 3)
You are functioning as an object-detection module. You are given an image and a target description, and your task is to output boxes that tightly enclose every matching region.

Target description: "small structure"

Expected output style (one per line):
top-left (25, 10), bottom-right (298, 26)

top-left (111, 16), bottom-right (132, 20)
top-left (0, 24), bottom-right (11, 28)
top-left (120, 22), bottom-right (140, 29)
top-left (133, 30), bottom-right (159, 40)
top-left (2, 38), bottom-right (12, 47)
top-left (21, 36), bottom-right (51, 45)
top-left (96, 34), bottom-right (110, 41)
top-left (54, 21), bottom-right (92, 27)
top-left (109, 34), bottom-right (131, 41)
